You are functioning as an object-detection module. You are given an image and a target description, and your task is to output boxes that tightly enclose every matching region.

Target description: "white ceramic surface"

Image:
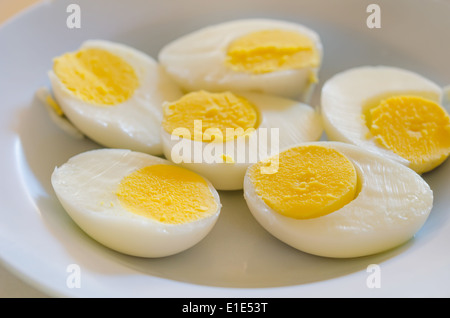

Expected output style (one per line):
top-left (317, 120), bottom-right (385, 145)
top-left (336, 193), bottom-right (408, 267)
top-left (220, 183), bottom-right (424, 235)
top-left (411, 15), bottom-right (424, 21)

top-left (1, 0), bottom-right (449, 298)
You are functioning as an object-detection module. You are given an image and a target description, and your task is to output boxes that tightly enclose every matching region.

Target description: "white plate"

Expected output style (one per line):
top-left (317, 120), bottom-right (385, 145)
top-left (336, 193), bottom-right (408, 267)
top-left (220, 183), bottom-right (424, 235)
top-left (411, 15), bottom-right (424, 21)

top-left (1, 0), bottom-right (450, 298)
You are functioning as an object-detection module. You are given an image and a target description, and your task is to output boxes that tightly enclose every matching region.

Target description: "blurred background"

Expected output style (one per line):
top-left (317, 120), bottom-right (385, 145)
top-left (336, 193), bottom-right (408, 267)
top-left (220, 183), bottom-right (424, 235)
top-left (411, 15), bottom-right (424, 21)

top-left (0, 0), bottom-right (39, 24)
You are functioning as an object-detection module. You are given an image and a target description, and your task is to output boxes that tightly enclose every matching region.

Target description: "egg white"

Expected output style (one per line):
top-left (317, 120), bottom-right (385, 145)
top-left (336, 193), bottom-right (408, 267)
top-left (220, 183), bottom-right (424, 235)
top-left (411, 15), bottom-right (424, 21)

top-left (243, 141), bottom-right (433, 258)
top-left (51, 148), bottom-right (221, 258)
top-left (48, 40), bottom-right (183, 155)
top-left (161, 92), bottom-right (323, 190)
top-left (36, 86), bottom-right (85, 140)
top-left (321, 65), bottom-right (443, 166)
top-left (158, 19), bottom-right (323, 102)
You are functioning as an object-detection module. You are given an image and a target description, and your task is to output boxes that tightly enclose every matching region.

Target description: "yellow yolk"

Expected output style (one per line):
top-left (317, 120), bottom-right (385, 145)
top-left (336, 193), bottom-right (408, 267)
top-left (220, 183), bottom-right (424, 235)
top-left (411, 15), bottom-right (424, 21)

top-left (367, 95), bottom-right (450, 174)
top-left (248, 145), bottom-right (358, 219)
top-left (226, 29), bottom-right (320, 74)
top-left (162, 90), bottom-right (258, 142)
top-left (222, 154), bottom-right (235, 163)
top-left (53, 48), bottom-right (139, 105)
top-left (45, 94), bottom-right (64, 116)
top-left (116, 164), bottom-right (218, 224)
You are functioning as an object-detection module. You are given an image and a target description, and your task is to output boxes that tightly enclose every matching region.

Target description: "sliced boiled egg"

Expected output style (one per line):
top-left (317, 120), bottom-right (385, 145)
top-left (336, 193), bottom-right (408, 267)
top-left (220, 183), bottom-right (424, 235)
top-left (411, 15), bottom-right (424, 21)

top-left (321, 65), bottom-right (450, 174)
top-left (36, 86), bottom-right (85, 140)
top-left (48, 40), bottom-right (183, 155)
top-left (160, 90), bottom-right (323, 190)
top-left (51, 148), bottom-right (221, 258)
top-left (244, 142), bottom-right (433, 258)
top-left (158, 19), bottom-right (323, 102)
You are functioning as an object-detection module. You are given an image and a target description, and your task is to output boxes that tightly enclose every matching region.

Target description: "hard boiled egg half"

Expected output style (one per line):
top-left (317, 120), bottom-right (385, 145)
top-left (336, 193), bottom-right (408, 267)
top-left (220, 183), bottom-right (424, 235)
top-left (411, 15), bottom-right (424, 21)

top-left (158, 19), bottom-right (323, 102)
top-left (321, 66), bottom-right (450, 174)
top-left (160, 90), bottom-right (323, 190)
top-left (48, 40), bottom-right (183, 155)
top-left (51, 148), bottom-right (221, 258)
top-left (244, 142), bottom-right (433, 258)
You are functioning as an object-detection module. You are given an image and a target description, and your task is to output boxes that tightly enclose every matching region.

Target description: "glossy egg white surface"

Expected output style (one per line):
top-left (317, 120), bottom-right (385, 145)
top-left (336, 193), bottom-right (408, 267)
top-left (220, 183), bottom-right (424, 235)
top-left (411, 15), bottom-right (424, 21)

top-left (4, 0), bottom-right (450, 298)
top-left (320, 65), bottom-right (443, 166)
top-left (244, 141), bottom-right (433, 258)
top-left (51, 148), bottom-right (221, 258)
top-left (48, 40), bottom-right (183, 155)
top-left (161, 92), bottom-right (323, 190)
top-left (158, 19), bottom-right (323, 101)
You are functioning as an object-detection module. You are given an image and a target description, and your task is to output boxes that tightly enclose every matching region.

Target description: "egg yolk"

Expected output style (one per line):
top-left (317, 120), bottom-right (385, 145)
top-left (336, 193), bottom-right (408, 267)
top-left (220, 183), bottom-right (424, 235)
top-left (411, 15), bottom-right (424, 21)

top-left (53, 48), bottom-right (139, 105)
top-left (116, 164), bottom-right (218, 224)
top-left (226, 29), bottom-right (320, 74)
top-left (162, 90), bottom-right (258, 142)
top-left (366, 95), bottom-right (450, 174)
top-left (248, 145), bottom-right (358, 219)
top-left (45, 94), bottom-right (64, 116)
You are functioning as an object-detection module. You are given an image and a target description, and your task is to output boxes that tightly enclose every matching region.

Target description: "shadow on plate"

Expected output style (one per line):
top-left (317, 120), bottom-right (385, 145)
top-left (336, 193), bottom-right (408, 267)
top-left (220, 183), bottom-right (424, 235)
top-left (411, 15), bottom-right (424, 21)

top-left (11, 92), bottom-right (416, 290)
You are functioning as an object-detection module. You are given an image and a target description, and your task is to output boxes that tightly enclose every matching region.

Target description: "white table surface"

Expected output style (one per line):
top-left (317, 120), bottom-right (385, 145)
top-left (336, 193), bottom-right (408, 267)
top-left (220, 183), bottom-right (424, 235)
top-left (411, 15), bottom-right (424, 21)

top-left (0, 0), bottom-right (50, 298)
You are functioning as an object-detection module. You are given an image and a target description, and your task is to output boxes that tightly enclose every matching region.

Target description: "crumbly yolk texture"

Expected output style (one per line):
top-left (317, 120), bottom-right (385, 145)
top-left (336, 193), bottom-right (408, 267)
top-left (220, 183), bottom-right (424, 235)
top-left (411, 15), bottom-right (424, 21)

top-left (366, 95), bottom-right (450, 174)
top-left (116, 164), bottom-right (218, 224)
top-left (53, 48), bottom-right (139, 105)
top-left (162, 90), bottom-right (258, 142)
top-left (248, 145), bottom-right (358, 219)
top-left (226, 29), bottom-right (320, 74)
